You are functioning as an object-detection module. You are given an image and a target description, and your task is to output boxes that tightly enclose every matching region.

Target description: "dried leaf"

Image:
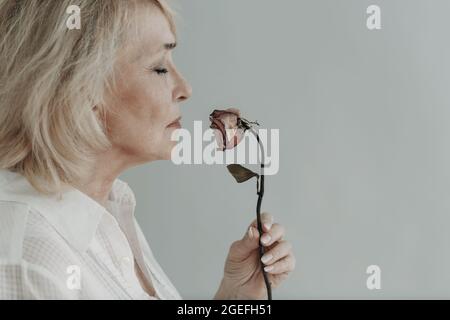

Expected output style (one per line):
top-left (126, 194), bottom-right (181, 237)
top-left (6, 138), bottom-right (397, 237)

top-left (226, 164), bottom-right (259, 183)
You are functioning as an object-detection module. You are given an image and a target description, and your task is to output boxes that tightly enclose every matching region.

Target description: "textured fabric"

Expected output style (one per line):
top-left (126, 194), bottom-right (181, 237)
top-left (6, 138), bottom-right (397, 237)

top-left (0, 169), bottom-right (182, 300)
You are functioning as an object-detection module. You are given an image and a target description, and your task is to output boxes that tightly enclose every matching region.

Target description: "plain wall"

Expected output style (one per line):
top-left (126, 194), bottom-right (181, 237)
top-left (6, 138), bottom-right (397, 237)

top-left (121, 0), bottom-right (450, 299)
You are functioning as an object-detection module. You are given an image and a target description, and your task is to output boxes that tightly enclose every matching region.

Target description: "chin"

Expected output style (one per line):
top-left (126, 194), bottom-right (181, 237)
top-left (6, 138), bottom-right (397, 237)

top-left (145, 145), bottom-right (174, 162)
top-left (163, 144), bottom-right (176, 161)
top-left (139, 136), bottom-right (177, 162)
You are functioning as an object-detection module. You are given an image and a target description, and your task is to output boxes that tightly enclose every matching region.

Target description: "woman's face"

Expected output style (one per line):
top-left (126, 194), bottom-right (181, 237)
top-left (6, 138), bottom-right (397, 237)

top-left (102, 4), bottom-right (192, 164)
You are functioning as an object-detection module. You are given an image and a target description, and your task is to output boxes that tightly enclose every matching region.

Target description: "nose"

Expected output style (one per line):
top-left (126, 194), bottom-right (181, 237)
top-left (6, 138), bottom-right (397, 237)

top-left (174, 73), bottom-right (192, 103)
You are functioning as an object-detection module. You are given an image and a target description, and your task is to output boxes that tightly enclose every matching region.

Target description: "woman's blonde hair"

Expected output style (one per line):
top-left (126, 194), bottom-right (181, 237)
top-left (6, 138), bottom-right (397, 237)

top-left (0, 0), bottom-right (176, 195)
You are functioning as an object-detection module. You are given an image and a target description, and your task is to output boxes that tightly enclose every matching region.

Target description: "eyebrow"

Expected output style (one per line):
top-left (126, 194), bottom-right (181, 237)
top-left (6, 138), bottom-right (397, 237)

top-left (132, 42), bottom-right (177, 64)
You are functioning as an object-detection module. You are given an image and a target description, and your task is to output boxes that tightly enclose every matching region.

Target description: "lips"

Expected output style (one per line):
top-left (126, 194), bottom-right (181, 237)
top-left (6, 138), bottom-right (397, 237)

top-left (167, 116), bottom-right (182, 128)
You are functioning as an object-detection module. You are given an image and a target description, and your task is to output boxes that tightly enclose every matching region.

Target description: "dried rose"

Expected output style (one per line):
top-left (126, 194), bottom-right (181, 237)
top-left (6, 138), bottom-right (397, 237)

top-left (209, 107), bottom-right (271, 299)
top-left (209, 108), bottom-right (247, 151)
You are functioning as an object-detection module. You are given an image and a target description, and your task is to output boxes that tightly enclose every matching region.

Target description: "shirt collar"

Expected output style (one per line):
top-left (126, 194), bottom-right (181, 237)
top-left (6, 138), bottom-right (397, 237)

top-left (0, 169), bottom-right (136, 252)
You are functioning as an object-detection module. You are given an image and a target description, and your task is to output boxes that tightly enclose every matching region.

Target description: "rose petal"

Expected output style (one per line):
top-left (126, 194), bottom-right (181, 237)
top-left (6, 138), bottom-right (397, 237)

top-left (212, 128), bottom-right (225, 151)
top-left (209, 108), bottom-right (246, 151)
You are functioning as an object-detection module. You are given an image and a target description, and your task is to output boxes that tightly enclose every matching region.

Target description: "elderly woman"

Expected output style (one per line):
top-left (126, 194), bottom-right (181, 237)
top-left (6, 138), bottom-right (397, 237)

top-left (0, 0), bottom-right (295, 299)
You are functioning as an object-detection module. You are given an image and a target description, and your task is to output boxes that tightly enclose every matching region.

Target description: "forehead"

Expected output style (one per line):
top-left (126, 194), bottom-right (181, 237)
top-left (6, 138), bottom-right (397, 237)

top-left (126, 3), bottom-right (176, 58)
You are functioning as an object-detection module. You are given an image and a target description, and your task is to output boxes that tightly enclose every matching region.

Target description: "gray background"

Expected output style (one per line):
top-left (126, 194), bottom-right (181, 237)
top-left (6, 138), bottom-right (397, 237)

top-left (122, 0), bottom-right (450, 299)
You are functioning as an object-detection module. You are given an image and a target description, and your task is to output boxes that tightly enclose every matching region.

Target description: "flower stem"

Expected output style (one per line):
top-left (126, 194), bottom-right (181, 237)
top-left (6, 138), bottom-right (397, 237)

top-left (250, 128), bottom-right (272, 300)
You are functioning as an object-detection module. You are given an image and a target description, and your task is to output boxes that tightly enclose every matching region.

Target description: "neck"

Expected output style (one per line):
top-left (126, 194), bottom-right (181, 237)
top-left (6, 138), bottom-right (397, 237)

top-left (77, 149), bottom-right (132, 208)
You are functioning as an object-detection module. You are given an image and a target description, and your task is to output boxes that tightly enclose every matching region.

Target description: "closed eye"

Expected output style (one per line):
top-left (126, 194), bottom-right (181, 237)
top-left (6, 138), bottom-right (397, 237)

top-left (153, 67), bottom-right (168, 75)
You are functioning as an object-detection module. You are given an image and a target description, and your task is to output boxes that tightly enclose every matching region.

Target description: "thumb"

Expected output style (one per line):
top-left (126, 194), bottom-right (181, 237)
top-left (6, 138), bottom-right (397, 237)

top-left (240, 225), bottom-right (261, 252)
top-left (229, 226), bottom-right (261, 260)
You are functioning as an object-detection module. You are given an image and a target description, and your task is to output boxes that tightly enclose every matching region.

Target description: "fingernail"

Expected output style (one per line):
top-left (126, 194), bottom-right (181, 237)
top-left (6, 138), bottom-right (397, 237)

top-left (264, 223), bottom-right (271, 231)
top-left (264, 265), bottom-right (274, 272)
top-left (248, 227), bottom-right (254, 239)
top-left (261, 254), bottom-right (273, 264)
top-left (260, 234), bottom-right (271, 245)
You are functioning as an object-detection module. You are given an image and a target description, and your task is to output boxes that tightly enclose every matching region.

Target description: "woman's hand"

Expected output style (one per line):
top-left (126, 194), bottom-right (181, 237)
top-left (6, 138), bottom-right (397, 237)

top-left (214, 212), bottom-right (295, 300)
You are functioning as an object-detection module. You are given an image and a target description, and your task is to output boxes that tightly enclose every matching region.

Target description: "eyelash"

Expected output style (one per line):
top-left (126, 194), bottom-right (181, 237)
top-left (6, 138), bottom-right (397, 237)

top-left (153, 67), bottom-right (168, 75)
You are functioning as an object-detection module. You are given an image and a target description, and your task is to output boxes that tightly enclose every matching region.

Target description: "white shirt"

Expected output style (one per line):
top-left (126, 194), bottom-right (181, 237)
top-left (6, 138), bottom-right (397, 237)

top-left (0, 169), bottom-right (182, 300)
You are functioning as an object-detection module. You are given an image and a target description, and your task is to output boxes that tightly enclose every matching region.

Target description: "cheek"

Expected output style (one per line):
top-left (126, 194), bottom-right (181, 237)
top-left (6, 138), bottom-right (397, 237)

top-left (136, 84), bottom-right (173, 141)
top-left (105, 76), bottom-right (173, 157)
